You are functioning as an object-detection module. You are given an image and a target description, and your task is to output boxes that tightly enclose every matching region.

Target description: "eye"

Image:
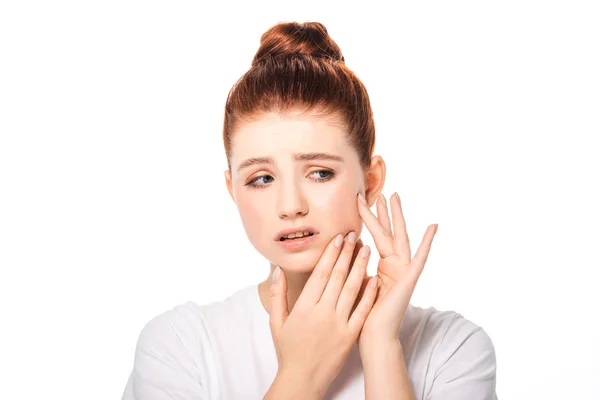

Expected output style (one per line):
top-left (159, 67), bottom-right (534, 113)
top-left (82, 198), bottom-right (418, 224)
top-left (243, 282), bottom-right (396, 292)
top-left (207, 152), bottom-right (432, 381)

top-left (310, 170), bottom-right (334, 181)
top-left (245, 169), bottom-right (335, 189)
top-left (246, 175), bottom-right (274, 188)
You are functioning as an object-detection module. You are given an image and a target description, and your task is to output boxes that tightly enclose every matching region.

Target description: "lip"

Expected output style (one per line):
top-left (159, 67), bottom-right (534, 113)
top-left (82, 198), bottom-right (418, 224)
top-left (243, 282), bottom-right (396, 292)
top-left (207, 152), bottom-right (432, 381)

top-left (276, 232), bottom-right (319, 251)
top-left (274, 225), bottom-right (319, 241)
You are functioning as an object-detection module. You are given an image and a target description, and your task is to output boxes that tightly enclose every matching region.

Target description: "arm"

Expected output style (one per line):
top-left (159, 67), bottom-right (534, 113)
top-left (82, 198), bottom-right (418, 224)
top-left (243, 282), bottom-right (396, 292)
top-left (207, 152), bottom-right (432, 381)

top-left (262, 369), bottom-right (326, 400)
top-left (361, 339), bottom-right (416, 400)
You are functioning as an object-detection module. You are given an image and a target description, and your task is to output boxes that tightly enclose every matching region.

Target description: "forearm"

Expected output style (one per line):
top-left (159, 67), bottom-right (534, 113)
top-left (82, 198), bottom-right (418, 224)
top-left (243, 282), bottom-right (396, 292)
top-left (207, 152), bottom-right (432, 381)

top-left (360, 339), bottom-right (416, 400)
top-left (263, 369), bottom-right (325, 400)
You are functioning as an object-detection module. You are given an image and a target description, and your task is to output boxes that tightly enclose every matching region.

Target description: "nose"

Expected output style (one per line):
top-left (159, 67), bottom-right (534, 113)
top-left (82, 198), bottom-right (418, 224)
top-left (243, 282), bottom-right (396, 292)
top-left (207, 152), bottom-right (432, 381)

top-left (277, 183), bottom-right (308, 219)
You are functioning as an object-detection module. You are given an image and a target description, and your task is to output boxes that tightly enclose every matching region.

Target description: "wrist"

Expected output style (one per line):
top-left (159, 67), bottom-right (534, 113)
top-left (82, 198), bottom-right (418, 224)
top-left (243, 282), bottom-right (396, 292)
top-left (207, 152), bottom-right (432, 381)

top-left (359, 337), bottom-right (402, 358)
top-left (359, 339), bottom-right (415, 400)
top-left (266, 368), bottom-right (325, 400)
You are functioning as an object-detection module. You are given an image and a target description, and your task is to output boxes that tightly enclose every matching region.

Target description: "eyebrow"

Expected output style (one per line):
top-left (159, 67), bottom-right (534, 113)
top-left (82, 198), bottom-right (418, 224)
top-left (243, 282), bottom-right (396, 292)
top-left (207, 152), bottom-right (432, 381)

top-left (237, 152), bottom-right (344, 173)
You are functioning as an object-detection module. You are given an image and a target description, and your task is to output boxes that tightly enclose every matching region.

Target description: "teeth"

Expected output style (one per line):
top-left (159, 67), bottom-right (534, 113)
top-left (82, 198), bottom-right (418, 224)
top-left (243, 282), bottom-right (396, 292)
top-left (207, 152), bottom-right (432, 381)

top-left (282, 231), bottom-right (313, 240)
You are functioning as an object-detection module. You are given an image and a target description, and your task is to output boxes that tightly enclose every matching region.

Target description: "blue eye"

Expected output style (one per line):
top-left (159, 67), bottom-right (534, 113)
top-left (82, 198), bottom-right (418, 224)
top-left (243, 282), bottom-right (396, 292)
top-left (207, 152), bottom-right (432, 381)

top-left (310, 170), bottom-right (334, 180)
top-left (248, 175), bottom-right (274, 186)
top-left (246, 170), bottom-right (335, 189)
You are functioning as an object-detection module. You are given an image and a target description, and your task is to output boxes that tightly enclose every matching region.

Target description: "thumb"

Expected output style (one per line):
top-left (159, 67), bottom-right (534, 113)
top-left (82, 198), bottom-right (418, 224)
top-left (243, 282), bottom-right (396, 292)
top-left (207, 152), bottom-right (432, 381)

top-left (269, 266), bottom-right (289, 337)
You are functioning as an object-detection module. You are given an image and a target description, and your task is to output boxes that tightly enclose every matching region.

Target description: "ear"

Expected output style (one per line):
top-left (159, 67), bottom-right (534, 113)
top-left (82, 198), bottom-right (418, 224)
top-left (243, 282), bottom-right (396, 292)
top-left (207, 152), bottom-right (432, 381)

top-left (364, 155), bottom-right (386, 206)
top-left (224, 169), bottom-right (236, 203)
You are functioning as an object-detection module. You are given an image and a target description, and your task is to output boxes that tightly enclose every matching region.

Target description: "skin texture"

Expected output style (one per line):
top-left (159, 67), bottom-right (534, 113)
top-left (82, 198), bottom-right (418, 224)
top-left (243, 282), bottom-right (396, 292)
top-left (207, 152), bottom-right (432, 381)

top-left (224, 109), bottom-right (385, 314)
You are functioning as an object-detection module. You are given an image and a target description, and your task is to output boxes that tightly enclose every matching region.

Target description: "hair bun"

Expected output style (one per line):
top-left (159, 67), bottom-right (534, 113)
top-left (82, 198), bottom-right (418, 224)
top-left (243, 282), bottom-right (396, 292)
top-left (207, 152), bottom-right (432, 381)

top-left (252, 21), bottom-right (344, 67)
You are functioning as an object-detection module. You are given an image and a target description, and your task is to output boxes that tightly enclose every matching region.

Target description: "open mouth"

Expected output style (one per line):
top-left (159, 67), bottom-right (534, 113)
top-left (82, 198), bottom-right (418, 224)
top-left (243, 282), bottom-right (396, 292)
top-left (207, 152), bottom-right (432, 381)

top-left (279, 233), bottom-right (315, 241)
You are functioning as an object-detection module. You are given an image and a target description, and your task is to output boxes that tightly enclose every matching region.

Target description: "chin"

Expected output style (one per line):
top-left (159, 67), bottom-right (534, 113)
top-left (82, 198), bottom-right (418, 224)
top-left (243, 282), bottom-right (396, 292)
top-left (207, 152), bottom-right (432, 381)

top-left (268, 247), bottom-right (325, 274)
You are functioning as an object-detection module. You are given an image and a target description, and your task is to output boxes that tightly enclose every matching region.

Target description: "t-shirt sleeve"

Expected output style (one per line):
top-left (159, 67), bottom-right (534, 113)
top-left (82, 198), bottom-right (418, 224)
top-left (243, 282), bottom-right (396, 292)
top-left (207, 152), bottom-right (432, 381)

top-left (426, 315), bottom-right (498, 400)
top-left (121, 310), bottom-right (209, 400)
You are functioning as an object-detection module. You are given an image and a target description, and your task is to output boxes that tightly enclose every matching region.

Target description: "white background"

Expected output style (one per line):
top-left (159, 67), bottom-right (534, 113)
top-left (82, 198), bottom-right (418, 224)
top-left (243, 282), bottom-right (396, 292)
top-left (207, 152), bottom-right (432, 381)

top-left (1, 1), bottom-right (599, 399)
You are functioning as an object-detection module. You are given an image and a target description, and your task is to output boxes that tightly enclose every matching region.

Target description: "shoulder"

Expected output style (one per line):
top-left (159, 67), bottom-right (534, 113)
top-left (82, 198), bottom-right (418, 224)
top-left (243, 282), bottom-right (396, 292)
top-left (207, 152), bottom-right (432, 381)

top-left (426, 306), bottom-right (493, 363)
top-left (404, 304), bottom-right (495, 350)
top-left (137, 285), bottom-right (257, 349)
top-left (124, 287), bottom-right (260, 398)
top-left (126, 302), bottom-right (213, 396)
top-left (404, 304), bottom-right (497, 396)
top-left (138, 301), bottom-right (205, 342)
top-left (133, 300), bottom-right (212, 370)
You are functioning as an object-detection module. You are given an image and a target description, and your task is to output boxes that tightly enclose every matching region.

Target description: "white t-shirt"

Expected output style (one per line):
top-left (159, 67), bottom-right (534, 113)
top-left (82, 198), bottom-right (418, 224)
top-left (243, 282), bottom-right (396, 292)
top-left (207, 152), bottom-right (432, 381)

top-left (121, 284), bottom-right (497, 399)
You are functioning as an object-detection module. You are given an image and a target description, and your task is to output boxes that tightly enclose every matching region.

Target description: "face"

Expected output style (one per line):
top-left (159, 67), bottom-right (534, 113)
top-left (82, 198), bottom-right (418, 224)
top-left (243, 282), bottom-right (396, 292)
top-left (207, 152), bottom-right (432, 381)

top-left (225, 110), bottom-right (372, 273)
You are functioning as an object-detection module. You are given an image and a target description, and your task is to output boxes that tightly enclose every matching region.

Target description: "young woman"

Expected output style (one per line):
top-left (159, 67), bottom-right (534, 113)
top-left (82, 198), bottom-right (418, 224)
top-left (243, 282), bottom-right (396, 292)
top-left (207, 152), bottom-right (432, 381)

top-left (122, 21), bottom-right (497, 400)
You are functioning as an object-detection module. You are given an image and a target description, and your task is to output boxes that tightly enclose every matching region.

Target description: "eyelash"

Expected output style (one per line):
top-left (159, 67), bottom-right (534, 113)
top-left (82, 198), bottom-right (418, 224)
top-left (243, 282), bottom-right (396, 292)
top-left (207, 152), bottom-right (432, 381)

top-left (245, 170), bottom-right (335, 189)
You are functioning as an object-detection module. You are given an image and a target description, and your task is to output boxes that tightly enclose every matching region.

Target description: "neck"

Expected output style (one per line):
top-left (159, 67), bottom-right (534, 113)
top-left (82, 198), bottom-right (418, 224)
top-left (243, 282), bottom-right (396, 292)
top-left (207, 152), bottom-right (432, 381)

top-left (258, 262), bottom-right (313, 315)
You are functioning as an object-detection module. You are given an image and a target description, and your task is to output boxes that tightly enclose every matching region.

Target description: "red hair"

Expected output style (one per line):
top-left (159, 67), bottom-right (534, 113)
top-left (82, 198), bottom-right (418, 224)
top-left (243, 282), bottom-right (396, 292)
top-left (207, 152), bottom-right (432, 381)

top-left (223, 21), bottom-right (376, 171)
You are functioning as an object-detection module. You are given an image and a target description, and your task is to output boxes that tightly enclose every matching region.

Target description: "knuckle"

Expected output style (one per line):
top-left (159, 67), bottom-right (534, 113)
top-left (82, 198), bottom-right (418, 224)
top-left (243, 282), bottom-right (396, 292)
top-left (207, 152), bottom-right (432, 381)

top-left (269, 286), bottom-right (278, 297)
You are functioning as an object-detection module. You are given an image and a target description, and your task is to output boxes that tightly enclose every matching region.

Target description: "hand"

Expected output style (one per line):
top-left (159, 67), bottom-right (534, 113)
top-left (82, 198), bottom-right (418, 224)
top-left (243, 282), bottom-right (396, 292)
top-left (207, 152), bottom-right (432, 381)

top-left (356, 192), bottom-right (438, 344)
top-left (268, 231), bottom-right (379, 397)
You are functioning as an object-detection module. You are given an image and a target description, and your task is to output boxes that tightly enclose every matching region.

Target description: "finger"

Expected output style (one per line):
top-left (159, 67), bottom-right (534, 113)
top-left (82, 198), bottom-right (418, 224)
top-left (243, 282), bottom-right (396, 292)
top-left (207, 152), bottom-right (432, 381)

top-left (353, 237), bottom-right (364, 257)
top-left (295, 233), bottom-right (344, 309)
top-left (349, 275), bottom-right (371, 316)
top-left (409, 224), bottom-right (438, 278)
top-left (390, 192), bottom-right (411, 263)
top-left (376, 194), bottom-right (392, 235)
top-left (349, 238), bottom-right (364, 269)
top-left (338, 237), bottom-right (363, 278)
top-left (337, 244), bottom-right (371, 319)
top-left (357, 193), bottom-right (394, 257)
top-left (348, 275), bottom-right (379, 334)
top-left (320, 231), bottom-right (359, 306)
top-left (268, 266), bottom-right (288, 337)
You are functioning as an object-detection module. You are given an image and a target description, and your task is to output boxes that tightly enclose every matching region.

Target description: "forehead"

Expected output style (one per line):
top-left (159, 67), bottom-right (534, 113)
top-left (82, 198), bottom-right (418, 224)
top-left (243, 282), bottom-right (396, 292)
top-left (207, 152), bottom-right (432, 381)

top-left (230, 111), bottom-right (351, 162)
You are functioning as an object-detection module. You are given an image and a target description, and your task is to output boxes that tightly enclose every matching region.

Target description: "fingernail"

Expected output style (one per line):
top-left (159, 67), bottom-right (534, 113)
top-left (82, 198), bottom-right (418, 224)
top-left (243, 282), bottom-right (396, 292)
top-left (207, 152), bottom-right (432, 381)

top-left (379, 193), bottom-right (386, 205)
top-left (335, 233), bottom-right (344, 247)
top-left (434, 224), bottom-right (439, 235)
top-left (360, 245), bottom-right (370, 258)
top-left (370, 275), bottom-right (378, 288)
top-left (272, 266), bottom-right (280, 283)
top-left (358, 193), bottom-right (366, 204)
top-left (347, 231), bottom-right (358, 244)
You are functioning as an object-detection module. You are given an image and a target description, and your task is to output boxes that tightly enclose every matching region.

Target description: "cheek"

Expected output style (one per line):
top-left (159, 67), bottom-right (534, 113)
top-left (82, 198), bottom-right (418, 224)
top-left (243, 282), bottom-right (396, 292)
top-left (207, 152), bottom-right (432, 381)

top-left (315, 185), bottom-right (363, 233)
top-left (236, 195), bottom-right (268, 242)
